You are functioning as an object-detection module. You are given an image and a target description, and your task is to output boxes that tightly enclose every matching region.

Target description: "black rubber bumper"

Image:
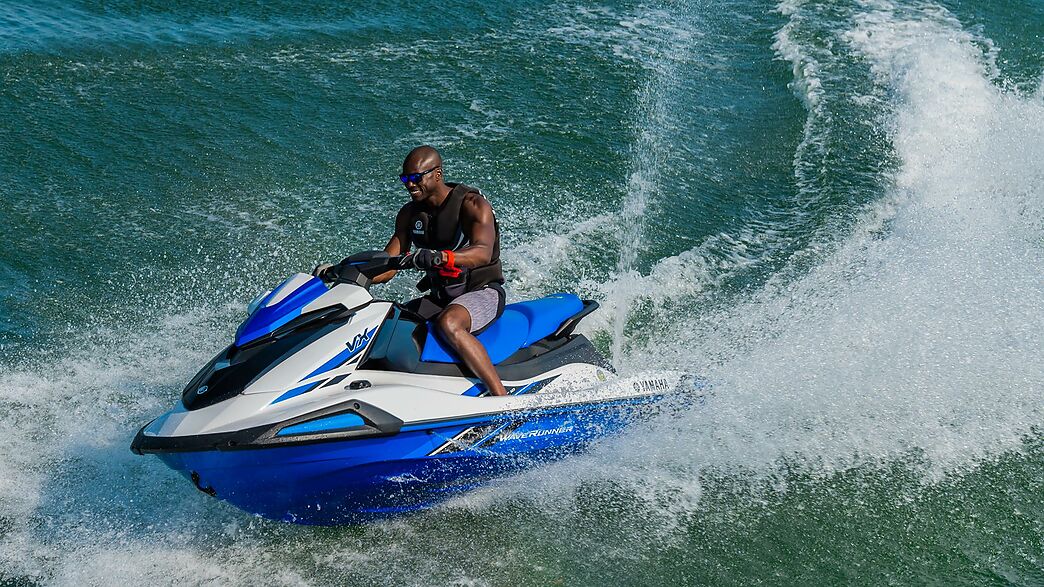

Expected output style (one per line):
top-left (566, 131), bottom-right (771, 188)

top-left (130, 399), bottom-right (404, 454)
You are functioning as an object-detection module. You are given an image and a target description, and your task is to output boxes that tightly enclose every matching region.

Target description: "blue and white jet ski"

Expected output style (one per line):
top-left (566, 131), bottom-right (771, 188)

top-left (131, 251), bottom-right (684, 524)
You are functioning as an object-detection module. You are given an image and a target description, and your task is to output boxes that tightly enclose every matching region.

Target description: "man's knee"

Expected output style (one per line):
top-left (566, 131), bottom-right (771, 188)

top-left (436, 308), bottom-right (471, 343)
top-left (435, 312), bottom-right (457, 334)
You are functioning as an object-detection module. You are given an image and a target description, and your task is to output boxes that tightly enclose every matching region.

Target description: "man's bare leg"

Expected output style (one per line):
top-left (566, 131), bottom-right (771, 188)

top-left (436, 305), bottom-right (508, 396)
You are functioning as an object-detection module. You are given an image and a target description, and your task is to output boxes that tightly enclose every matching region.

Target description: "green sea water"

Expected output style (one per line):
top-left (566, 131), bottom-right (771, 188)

top-left (0, 0), bottom-right (1041, 584)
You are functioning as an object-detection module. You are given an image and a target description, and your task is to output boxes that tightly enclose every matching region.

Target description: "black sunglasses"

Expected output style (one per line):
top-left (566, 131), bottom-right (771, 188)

top-left (399, 167), bottom-right (440, 184)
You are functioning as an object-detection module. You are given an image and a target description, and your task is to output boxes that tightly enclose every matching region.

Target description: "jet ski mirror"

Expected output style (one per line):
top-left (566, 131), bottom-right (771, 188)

top-left (327, 250), bottom-right (403, 289)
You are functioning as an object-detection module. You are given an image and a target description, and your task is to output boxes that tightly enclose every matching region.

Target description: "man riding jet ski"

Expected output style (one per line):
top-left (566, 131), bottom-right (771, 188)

top-left (317, 145), bottom-right (509, 396)
top-left (129, 148), bottom-right (689, 524)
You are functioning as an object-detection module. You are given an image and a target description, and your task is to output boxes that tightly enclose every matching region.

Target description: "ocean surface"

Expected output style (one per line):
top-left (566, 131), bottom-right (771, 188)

top-left (1, 0), bottom-right (1042, 584)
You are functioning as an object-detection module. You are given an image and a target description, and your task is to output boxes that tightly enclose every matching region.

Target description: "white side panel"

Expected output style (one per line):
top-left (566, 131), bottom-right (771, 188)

top-left (350, 370), bottom-right (685, 426)
top-left (156, 367), bottom-right (683, 436)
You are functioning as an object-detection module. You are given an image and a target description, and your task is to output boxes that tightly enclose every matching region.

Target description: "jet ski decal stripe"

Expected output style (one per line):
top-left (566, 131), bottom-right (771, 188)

top-left (475, 421), bottom-right (526, 448)
top-left (513, 375), bottom-right (559, 395)
top-left (471, 421), bottom-right (522, 449)
top-left (460, 375), bottom-right (559, 398)
top-left (320, 374), bottom-right (350, 388)
top-left (429, 423), bottom-right (500, 455)
top-left (402, 394), bottom-right (664, 432)
top-left (300, 326), bottom-right (377, 381)
top-left (426, 380), bottom-right (636, 456)
top-left (271, 380), bottom-right (324, 404)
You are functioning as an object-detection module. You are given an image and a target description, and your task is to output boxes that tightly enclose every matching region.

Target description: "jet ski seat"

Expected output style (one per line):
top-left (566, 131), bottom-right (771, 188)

top-left (420, 293), bottom-right (585, 364)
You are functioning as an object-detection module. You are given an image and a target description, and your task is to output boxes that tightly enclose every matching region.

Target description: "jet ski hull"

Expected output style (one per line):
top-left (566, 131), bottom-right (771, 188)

top-left (152, 394), bottom-right (661, 525)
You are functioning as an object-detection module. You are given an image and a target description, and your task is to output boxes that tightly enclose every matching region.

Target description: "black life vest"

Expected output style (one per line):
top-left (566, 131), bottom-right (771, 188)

top-left (406, 183), bottom-right (504, 299)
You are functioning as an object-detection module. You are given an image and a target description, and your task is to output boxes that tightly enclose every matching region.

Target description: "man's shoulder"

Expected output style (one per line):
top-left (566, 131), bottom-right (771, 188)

top-left (461, 189), bottom-right (491, 208)
top-left (460, 190), bottom-right (494, 223)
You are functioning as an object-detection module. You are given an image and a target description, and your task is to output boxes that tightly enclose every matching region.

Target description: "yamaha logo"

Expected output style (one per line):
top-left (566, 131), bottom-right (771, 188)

top-left (414, 220), bottom-right (423, 230)
top-left (196, 385), bottom-right (208, 395)
top-left (632, 378), bottom-right (670, 393)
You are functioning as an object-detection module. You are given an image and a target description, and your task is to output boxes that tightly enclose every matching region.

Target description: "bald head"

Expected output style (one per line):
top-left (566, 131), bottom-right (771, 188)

top-left (401, 145), bottom-right (449, 205)
top-left (403, 145), bottom-right (442, 173)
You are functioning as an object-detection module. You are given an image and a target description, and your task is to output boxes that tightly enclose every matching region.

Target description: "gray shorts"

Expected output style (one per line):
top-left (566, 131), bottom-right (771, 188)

top-left (448, 287), bottom-right (502, 332)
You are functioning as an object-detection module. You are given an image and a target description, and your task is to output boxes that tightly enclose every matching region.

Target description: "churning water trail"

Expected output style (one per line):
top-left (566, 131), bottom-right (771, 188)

top-left (609, 4), bottom-right (700, 367)
top-left (638, 0), bottom-right (1042, 474)
top-left (450, 11), bottom-right (1044, 575)
top-left (421, 0), bottom-right (1044, 545)
top-left (501, 0), bottom-right (1044, 515)
top-left (773, 0), bottom-right (832, 206)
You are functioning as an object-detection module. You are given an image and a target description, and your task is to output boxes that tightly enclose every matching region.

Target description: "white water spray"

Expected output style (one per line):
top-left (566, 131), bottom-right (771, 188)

top-left (494, 1), bottom-right (1044, 526)
top-left (608, 6), bottom-right (698, 367)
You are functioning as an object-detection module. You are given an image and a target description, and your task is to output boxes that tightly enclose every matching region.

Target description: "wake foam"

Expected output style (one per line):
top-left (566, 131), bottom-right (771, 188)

top-left (0, 308), bottom-right (248, 583)
top-left (500, 0), bottom-right (1044, 523)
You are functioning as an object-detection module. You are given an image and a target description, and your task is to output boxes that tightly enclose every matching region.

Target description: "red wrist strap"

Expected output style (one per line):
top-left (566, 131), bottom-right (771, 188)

top-left (438, 250), bottom-right (462, 278)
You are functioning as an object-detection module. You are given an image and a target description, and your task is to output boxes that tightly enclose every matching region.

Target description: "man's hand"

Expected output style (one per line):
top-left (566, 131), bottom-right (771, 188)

top-left (400, 249), bottom-right (444, 270)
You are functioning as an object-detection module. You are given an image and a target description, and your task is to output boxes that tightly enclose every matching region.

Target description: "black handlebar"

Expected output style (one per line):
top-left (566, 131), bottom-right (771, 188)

top-left (322, 251), bottom-right (405, 289)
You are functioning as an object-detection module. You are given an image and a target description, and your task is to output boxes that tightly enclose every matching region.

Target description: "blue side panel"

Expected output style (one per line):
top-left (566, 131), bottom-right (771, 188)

top-left (158, 423), bottom-right (471, 524)
top-left (277, 413), bottom-right (366, 436)
top-left (420, 309), bottom-right (529, 364)
top-left (235, 277), bottom-right (328, 347)
top-left (506, 293), bottom-right (584, 347)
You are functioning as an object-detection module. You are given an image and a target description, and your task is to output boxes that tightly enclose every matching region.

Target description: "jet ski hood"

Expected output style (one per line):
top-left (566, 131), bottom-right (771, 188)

top-left (236, 273), bottom-right (374, 347)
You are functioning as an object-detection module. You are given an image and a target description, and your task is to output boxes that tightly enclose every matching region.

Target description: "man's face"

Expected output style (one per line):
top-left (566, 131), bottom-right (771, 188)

top-left (401, 162), bottom-right (441, 203)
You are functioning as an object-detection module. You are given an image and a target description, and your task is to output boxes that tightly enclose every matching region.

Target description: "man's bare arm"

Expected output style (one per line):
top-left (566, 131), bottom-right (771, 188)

top-left (372, 206), bottom-right (412, 284)
top-left (451, 193), bottom-right (497, 268)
